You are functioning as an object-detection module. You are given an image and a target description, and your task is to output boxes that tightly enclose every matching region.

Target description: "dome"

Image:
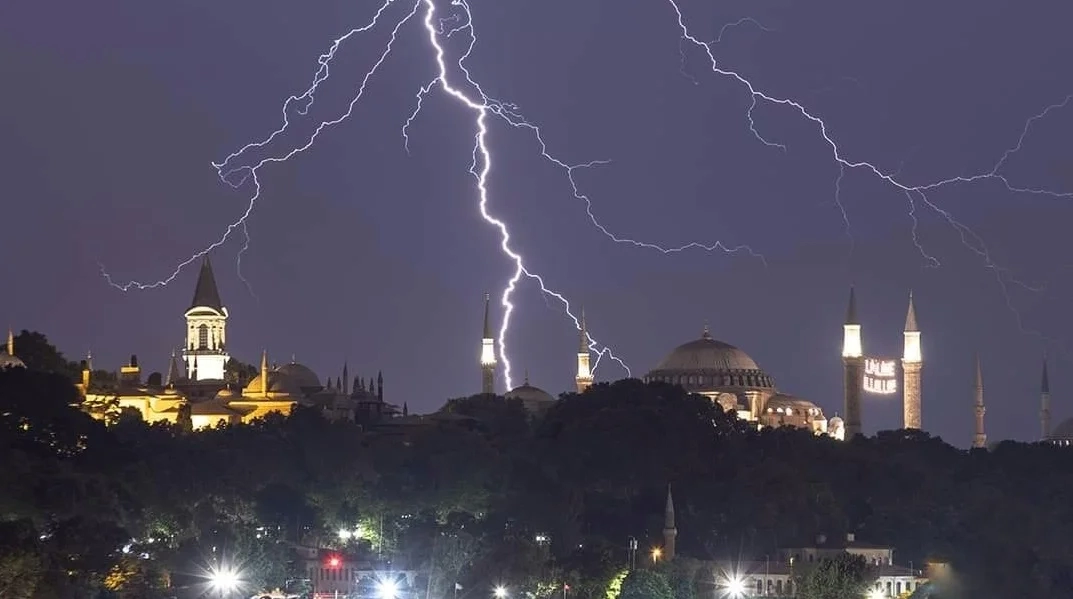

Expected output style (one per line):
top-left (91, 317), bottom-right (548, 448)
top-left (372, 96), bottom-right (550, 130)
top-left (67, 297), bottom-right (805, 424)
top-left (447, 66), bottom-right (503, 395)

top-left (277, 362), bottom-right (323, 391)
top-left (764, 393), bottom-right (824, 418)
top-left (0, 352), bottom-right (25, 370)
top-left (506, 383), bottom-right (555, 405)
top-left (244, 369), bottom-right (303, 397)
top-left (645, 325), bottom-right (775, 393)
top-left (1049, 417), bottom-right (1073, 441)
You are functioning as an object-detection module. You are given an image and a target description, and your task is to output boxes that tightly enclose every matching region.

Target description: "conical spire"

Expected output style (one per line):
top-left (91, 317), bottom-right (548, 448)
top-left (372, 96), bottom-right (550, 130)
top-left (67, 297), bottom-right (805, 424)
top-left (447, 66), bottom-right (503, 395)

top-left (1042, 355), bottom-right (1050, 393)
top-left (483, 293), bottom-right (492, 339)
top-left (343, 363), bottom-right (349, 395)
top-left (662, 484), bottom-right (678, 561)
top-left (845, 286), bottom-right (859, 325)
top-left (579, 307), bottom-right (589, 352)
top-left (403, 402), bottom-right (409, 417)
top-left (702, 321), bottom-right (712, 340)
top-left (377, 370), bottom-right (383, 401)
top-left (973, 353), bottom-right (987, 449)
top-left (904, 291), bottom-right (918, 332)
top-left (165, 349), bottom-right (182, 387)
top-left (190, 256), bottom-right (224, 310)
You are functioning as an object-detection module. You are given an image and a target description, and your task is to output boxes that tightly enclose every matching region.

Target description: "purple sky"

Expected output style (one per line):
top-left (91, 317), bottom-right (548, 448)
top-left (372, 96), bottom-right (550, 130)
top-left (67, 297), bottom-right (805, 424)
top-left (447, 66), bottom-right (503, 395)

top-left (2, 0), bottom-right (1072, 445)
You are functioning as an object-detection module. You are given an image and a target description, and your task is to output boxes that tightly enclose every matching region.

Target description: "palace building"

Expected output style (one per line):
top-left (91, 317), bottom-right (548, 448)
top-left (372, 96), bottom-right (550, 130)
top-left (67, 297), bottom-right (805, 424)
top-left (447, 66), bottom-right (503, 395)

top-left (79, 257), bottom-right (398, 429)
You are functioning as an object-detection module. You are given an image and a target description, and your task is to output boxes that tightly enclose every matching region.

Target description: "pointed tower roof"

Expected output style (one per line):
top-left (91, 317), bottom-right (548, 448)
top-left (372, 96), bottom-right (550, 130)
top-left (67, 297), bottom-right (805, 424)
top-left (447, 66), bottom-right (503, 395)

top-left (190, 257), bottom-right (224, 311)
top-left (165, 350), bottom-right (184, 386)
top-left (702, 321), bottom-right (712, 340)
top-left (845, 287), bottom-right (859, 325)
top-left (1042, 355), bottom-right (1050, 393)
top-left (579, 307), bottom-right (589, 352)
top-left (664, 485), bottom-right (676, 529)
top-left (904, 291), bottom-right (918, 332)
top-left (483, 293), bottom-right (492, 339)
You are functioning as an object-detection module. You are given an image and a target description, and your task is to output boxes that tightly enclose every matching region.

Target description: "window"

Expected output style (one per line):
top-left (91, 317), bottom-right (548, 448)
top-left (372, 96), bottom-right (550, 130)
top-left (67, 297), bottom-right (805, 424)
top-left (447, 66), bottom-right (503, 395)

top-left (198, 324), bottom-right (209, 349)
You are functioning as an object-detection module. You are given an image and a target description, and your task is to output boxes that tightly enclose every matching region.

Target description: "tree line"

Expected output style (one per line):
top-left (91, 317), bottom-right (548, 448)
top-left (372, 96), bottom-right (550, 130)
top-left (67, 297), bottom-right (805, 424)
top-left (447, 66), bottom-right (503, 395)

top-left (2, 333), bottom-right (1073, 598)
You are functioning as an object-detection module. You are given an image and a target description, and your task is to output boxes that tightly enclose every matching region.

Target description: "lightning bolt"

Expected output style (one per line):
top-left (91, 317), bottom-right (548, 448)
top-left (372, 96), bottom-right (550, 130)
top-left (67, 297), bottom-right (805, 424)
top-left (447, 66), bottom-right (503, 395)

top-left (667, 0), bottom-right (1071, 343)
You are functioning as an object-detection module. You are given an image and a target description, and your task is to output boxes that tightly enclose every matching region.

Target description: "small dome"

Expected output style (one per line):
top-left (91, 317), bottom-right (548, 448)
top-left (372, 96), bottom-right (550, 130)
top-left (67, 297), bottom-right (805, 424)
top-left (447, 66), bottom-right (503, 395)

top-left (277, 362), bottom-right (322, 391)
top-left (764, 393), bottom-right (825, 418)
top-left (244, 369), bottom-right (303, 397)
top-left (0, 352), bottom-right (25, 369)
top-left (1049, 417), bottom-right (1073, 440)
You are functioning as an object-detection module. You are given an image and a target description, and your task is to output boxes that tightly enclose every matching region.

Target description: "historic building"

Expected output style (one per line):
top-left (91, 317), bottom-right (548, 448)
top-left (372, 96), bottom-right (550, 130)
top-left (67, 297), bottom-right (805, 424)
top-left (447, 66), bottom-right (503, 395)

top-left (80, 256), bottom-right (397, 429)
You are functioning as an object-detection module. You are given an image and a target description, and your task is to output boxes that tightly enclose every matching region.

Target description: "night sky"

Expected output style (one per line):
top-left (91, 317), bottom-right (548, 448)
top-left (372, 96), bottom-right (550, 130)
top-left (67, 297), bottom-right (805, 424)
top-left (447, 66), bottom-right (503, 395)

top-left (3, 0), bottom-right (1071, 445)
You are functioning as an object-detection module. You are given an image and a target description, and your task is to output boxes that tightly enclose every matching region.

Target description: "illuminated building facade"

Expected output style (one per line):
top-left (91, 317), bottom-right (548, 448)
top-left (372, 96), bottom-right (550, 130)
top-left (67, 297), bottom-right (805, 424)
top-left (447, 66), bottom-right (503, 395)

top-left (79, 256), bottom-right (397, 429)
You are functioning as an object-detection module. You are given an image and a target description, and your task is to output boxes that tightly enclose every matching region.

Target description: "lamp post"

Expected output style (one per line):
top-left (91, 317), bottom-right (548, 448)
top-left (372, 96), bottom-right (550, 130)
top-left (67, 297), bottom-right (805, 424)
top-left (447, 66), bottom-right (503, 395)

top-left (627, 537), bottom-right (638, 570)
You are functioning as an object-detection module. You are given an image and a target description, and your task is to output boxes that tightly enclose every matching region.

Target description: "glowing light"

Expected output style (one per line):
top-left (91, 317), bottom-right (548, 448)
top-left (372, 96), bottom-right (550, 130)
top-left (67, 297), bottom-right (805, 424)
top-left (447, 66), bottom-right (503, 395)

top-left (863, 358), bottom-right (898, 395)
top-left (651, 547), bottom-right (662, 562)
top-left (377, 579), bottom-right (399, 599)
top-left (719, 574), bottom-right (745, 598)
top-left (328, 556), bottom-right (341, 568)
top-left (209, 566), bottom-right (241, 594)
top-left (867, 590), bottom-right (885, 599)
top-left (494, 586), bottom-right (508, 598)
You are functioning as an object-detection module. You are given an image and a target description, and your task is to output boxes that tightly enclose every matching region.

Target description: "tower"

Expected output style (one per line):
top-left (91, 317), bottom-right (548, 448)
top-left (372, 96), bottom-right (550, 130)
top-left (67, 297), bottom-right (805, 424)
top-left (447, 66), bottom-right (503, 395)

top-left (902, 292), bottom-right (922, 429)
top-left (842, 287), bottom-right (864, 439)
top-left (6, 328), bottom-right (13, 357)
top-left (181, 257), bottom-right (230, 381)
top-left (259, 349), bottom-right (269, 399)
top-left (575, 307), bottom-right (593, 394)
top-left (973, 354), bottom-right (986, 449)
top-left (662, 485), bottom-right (677, 561)
top-left (1041, 355), bottom-right (1051, 441)
top-left (480, 293), bottom-right (496, 394)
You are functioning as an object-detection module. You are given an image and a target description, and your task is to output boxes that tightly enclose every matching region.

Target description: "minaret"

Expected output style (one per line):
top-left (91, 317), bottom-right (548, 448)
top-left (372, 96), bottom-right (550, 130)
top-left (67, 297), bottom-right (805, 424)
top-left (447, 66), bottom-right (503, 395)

top-left (480, 293), bottom-right (497, 394)
top-left (902, 292), bottom-right (922, 430)
top-left (6, 328), bottom-right (13, 357)
top-left (259, 349), bottom-right (269, 398)
top-left (1041, 355), bottom-right (1051, 441)
top-left (343, 363), bottom-right (349, 395)
top-left (575, 307), bottom-right (594, 393)
top-left (377, 371), bottom-right (383, 401)
top-left (842, 287), bottom-right (864, 439)
top-left (973, 354), bottom-right (986, 449)
top-left (662, 485), bottom-right (677, 561)
top-left (182, 257), bottom-right (230, 381)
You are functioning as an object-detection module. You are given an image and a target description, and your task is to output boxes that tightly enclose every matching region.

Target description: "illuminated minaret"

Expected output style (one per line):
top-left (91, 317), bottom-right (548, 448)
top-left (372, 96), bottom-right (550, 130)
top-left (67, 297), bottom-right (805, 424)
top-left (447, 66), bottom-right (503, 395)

top-left (842, 287), bottom-right (864, 439)
top-left (902, 292), bottom-right (922, 430)
top-left (575, 307), bottom-right (593, 394)
top-left (662, 485), bottom-right (677, 561)
top-left (259, 349), bottom-right (269, 399)
top-left (973, 353), bottom-right (986, 449)
top-left (5, 328), bottom-right (13, 357)
top-left (480, 293), bottom-right (496, 394)
top-left (182, 257), bottom-right (230, 381)
top-left (1041, 355), bottom-right (1051, 441)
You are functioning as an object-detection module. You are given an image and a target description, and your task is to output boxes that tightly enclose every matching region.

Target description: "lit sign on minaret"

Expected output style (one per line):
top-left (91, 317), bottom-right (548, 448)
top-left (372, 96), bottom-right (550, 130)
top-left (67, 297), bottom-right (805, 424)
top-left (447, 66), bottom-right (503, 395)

top-left (863, 358), bottom-right (898, 394)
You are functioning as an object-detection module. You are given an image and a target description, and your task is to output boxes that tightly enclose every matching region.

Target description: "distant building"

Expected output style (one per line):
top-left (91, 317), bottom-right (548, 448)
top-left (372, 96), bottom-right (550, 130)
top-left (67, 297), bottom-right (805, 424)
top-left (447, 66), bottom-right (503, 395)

top-left (779, 533), bottom-right (925, 597)
top-left (79, 256), bottom-right (399, 429)
top-left (0, 329), bottom-right (25, 370)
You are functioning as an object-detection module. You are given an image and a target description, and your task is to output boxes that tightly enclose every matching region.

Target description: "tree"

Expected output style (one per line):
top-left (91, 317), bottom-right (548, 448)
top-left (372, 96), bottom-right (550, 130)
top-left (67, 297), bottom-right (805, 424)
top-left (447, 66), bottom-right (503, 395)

top-left (618, 569), bottom-right (673, 599)
top-left (225, 359), bottom-right (258, 386)
top-left (11, 330), bottom-right (80, 380)
top-left (796, 554), bottom-right (873, 599)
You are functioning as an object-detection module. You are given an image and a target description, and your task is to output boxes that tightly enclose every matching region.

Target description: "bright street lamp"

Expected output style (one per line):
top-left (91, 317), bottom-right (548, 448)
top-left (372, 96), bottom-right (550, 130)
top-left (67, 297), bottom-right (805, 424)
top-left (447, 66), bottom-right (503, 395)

top-left (867, 590), bottom-right (885, 599)
top-left (494, 585), bottom-right (508, 598)
top-left (377, 578), bottom-right (399, 599)
top-left (209, 566), bottom-right (241, 595)
top-left (720, 574), bottom-right (745, 598)
top-left (650, 548), bottom-right (662, 563)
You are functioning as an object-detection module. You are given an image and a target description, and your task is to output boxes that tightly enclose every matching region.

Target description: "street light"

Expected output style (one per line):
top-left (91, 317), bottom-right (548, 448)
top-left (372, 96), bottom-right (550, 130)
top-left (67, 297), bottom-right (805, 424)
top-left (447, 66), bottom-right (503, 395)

top-left (493, 585), bottom-right (508, 598)
top-left (867, 589), bottom-right (885, 599)
top-left (650, 548), bottom-right (662, 563)
top-left (209, 566), bottom-right (241, 595)
top-left (719, 574), bottom-right (745, 599)
top-left (377, 579), bottom-right (399, 599)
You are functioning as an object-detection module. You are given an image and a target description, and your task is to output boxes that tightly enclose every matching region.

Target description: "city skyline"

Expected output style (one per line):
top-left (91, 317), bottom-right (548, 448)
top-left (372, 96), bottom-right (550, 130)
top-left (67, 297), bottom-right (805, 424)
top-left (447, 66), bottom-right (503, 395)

top-left (2, 0), bottom-right (1071, 444)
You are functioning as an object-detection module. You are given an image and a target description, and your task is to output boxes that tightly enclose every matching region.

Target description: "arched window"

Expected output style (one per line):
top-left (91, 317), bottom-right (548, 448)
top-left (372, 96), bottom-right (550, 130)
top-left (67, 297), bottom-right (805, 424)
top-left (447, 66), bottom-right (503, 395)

top-left (198, 324), bottom-right (209, 349)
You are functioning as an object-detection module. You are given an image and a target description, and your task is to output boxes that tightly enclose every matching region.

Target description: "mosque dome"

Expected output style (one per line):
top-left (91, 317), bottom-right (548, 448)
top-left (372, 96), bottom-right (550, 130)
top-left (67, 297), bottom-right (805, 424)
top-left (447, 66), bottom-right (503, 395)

top-left (764, 393), bottom-right (825, 418)
top-left (244, 369), bottom-right (304, 397)
top-left (277, 362), bottom-right (323, 392)
top-left (644, 325), bottom-right (775, 393)
top-left (0, 352), bottom-right (25, 370)
top-left (1048, 418), bottom-right (1073, 444)
top-left (505, 374), bottom-right (556, 412)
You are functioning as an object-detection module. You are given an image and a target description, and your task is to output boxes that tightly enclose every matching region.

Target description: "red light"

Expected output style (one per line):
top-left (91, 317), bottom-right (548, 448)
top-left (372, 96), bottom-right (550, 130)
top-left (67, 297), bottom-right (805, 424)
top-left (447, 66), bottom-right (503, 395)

top-left (564, 585), bottom-right (570, 591)
top-left (328, 556), bottom-right (341, 567)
